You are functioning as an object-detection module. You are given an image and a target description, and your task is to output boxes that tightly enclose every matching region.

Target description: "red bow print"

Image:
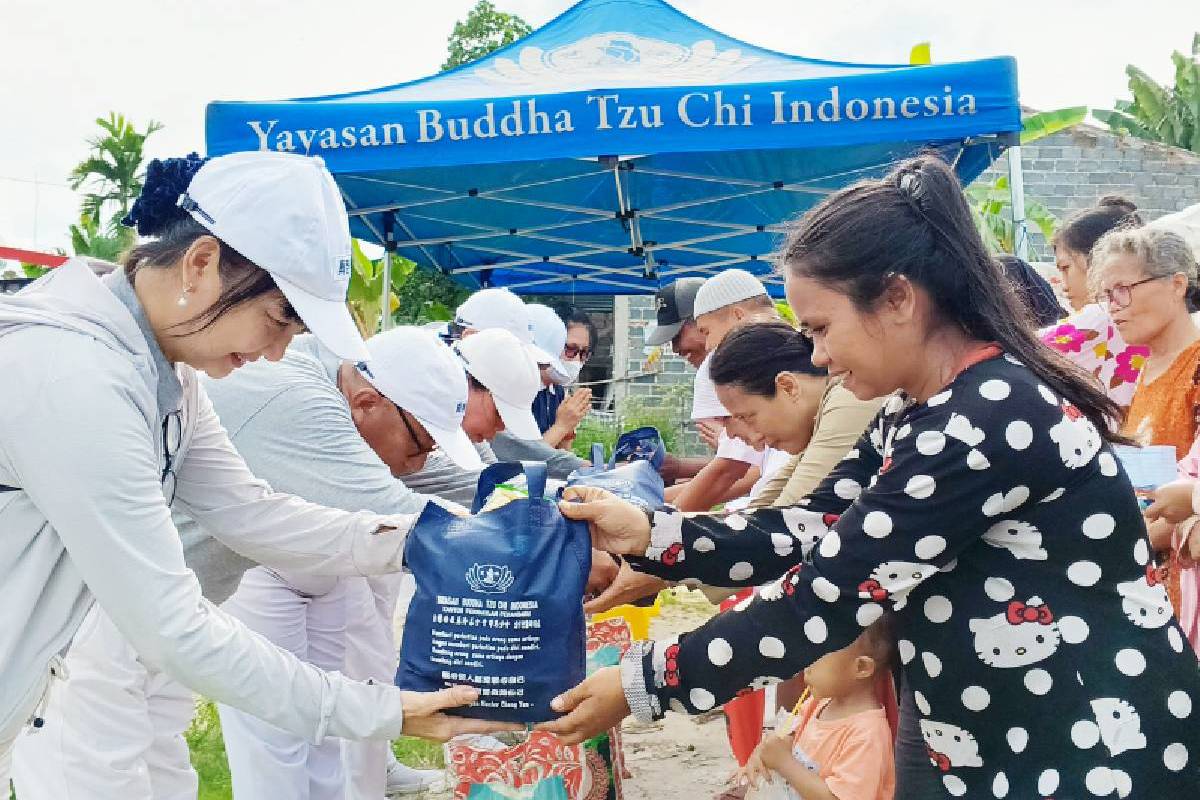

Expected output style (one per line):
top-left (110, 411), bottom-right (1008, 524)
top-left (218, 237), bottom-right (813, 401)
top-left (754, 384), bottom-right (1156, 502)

top-left (1061, 401), bottom-right (1083, 421)
top-left (1146, 562), bottom-right (1163, 587)
top-left (858, 578), bottom-right (888, 602)
top-left (822, 513), bottom-right (841, 528)
top-left (660, 542), bottom-right (683, 567)
top-left (663, 643), bottom-right (681, 687)
top-left (880, 456), bottom-right (894, 474)
top-left (926, 746), bottom-right (951, 773)
top-left (784, 564), bottom-right (803, 596)
top-left (1006, 600), bottom-right (1054, 626)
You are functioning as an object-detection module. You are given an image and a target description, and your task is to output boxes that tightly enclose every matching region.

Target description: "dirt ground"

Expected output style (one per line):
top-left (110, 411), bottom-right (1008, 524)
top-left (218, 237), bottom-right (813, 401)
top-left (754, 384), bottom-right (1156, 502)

top-left (621, 595), bottom-right (737, 800)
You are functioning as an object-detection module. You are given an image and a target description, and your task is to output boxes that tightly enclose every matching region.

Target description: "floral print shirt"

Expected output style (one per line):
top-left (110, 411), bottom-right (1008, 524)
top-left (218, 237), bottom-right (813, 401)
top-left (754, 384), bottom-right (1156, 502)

top-left (1040, 304), bottom-right (1148, 407)
top-left (622, 354), bottom-right (1199, 798)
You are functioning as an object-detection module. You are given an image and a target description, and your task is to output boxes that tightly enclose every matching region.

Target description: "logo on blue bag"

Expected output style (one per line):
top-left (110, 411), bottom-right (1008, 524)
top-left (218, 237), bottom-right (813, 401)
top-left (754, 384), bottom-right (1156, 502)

top-left (466, 563), bottom-right (515, 594)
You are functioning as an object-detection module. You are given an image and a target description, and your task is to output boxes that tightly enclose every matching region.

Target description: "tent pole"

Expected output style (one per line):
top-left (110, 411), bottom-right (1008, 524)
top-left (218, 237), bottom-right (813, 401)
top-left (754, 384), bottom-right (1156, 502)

top-left (1006, 137), bottom-right (1030, 262)
top-left (381, 212), bottom-right (396, 332)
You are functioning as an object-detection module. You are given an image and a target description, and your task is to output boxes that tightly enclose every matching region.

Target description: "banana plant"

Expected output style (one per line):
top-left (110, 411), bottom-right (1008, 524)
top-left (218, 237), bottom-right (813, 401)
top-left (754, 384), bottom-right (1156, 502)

top-left (967, 175), bottom-right (1058, 256)
top-left (345, 239), bottom-right (409, 337)
top-left (1095, 33), bottom-right (1200, 154)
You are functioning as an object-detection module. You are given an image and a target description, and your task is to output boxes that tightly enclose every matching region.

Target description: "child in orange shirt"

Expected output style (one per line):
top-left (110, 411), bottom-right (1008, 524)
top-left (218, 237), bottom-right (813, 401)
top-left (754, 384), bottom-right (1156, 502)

top-left (738, 619), bottom-right (896, 800)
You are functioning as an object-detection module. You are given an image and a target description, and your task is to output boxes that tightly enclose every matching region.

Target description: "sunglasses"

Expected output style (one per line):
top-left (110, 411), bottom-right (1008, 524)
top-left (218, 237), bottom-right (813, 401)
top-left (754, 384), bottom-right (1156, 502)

top-left (563, 343), bottom-right (592, 362)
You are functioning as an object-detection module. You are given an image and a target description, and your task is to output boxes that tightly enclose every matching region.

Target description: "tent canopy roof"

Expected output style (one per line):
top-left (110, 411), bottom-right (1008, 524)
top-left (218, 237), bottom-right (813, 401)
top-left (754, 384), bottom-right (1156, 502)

top-left (207, 0), bottom-right (1020, 295)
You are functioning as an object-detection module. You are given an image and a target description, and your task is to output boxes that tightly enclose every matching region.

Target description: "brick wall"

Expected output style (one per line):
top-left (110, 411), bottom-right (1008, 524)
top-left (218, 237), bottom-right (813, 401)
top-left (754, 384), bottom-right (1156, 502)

top-left (980, 125), bottom-right (1200, 260)
top-left (615, 126), bottom-right (1200, 455)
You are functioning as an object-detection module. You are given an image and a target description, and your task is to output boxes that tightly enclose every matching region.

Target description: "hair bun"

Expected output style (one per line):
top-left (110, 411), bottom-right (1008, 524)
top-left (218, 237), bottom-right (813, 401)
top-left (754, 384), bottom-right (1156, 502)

top-left (122, 153), bottom-right (208, 236)
top-left (1098, 195), bottom-right (1138, 214)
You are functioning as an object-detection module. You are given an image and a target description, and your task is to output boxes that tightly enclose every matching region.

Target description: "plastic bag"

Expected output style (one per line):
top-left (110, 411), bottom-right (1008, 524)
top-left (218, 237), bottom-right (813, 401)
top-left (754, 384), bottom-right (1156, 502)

top-left (565, 443), bottom-right (664, 510)
top-left (397, 461), bottom-right (591, 722)
top-left (612, 426), bottom-right (665, 470)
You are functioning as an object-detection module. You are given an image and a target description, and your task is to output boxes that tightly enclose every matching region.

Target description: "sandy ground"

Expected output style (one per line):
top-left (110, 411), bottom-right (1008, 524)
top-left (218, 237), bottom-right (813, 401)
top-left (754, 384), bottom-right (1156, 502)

top-left (620, 595), bottom-right (736, 800)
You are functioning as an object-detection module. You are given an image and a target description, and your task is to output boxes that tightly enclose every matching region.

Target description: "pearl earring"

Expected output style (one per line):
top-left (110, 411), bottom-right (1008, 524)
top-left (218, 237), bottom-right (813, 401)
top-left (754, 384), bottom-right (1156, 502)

top-left (177, 285), bottom-right (192, 307)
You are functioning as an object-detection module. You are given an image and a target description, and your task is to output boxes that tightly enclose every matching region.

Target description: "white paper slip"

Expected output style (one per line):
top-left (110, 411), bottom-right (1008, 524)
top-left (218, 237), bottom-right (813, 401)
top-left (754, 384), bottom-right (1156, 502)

top-left (1112, 444), bottom-right (1179, 489)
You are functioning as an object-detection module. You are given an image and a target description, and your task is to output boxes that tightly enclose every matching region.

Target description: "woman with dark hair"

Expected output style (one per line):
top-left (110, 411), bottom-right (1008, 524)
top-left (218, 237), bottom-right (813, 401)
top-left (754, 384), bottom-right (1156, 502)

top-left (0, 152), bottom-right (509, 789)
top-left (546, 155), bottom-right (1200, 797)
top-left (1042, 197), bottom-right (1150, 406)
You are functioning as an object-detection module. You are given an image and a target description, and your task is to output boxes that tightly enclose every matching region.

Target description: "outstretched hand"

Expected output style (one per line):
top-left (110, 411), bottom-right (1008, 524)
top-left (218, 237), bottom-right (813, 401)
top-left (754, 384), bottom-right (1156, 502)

top-left (536, 666), bottom-right (630, 745)
top-left (584, 560), bottom-right (669, 614)
top-left (398, 686), bottom-right (523, 741)
top-left (559, 486), bottom-right (653, 556)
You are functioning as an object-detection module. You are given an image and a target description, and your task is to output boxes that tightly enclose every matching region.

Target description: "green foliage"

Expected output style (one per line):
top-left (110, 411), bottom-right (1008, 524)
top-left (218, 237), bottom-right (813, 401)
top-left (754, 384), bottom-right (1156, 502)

top-left (442, 1), bottom-right (533, 71)
top-left (1095, 33), bottom-right (1200, 154)
top-left (186, 700), bottom-right (232, 800)
top-left (571, 386), bottom-right (691, 459)
top-left (967, 174), bottom-right (1058, 256)
top-left (392, 268), bottom-right (470, 326)
top-left (392, 736), bottom-right (446, 768)
top-left (1020, 106), bottom-right (1087, 144)
top-left (347, 239), bottom-right (410, 336)
top-left (68, 112), bottom-right (163, 233)
top-left (21, 263), bottom-right (51, 280)
top-left (68, 213), bottom-right (133, 261)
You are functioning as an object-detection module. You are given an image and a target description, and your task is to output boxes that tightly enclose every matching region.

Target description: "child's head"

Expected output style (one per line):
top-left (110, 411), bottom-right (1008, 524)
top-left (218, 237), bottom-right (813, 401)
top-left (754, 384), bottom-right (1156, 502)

top-left (802, 617), bottom-right (895, 700)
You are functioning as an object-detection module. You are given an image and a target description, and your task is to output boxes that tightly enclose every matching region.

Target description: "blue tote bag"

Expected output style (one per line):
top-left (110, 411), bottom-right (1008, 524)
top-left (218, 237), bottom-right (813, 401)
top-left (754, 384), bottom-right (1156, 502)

top-left (396, 462), bottom-right (591, 722)
top-left (612, 426), bottom-right (665, 470)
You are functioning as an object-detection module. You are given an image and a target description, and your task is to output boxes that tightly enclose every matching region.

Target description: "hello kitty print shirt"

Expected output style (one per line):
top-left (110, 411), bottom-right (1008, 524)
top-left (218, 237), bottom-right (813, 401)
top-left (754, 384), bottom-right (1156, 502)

top-left (622, 353), bottom-right (1200, 798)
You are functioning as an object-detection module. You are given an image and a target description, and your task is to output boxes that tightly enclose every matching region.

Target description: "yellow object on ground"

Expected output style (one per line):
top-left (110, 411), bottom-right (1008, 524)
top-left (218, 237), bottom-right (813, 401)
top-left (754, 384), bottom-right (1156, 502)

top-left (591, 594), bottom-right (663, 640)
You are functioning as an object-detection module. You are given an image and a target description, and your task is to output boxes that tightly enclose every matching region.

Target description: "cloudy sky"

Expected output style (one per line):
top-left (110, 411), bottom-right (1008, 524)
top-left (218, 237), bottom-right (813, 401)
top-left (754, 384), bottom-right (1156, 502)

top-left (2, 0), bottom-right (1192, 253)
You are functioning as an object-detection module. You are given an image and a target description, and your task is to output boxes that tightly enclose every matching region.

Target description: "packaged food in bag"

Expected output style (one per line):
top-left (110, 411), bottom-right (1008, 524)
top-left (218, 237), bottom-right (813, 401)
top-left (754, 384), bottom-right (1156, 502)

top-left (397, 462), bottom-right (590, 722)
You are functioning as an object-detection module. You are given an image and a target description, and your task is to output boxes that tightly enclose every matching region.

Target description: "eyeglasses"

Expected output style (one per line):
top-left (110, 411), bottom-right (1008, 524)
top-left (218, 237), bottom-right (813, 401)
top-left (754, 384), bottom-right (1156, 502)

top-left (563, 343), bottom-right (592, 362)
top-left (1095, 275), bottom-right (1168, 310)
top-left (395, 405), bottom-right (437, 459)
top-left (161, 410), bottom-right (182, 505)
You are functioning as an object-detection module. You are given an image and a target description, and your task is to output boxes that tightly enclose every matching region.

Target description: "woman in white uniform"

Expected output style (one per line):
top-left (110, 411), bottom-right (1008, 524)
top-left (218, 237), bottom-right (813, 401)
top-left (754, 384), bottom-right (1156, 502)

top-left (0, 151), bottom-right (513, 795)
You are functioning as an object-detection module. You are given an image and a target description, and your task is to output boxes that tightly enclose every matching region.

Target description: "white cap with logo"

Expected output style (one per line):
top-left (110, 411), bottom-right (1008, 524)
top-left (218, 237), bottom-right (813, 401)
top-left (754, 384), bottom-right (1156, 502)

top-left (453, 329), bottom-right (543, 440)
top-left (359, 327), bottom-right (483, 470)
top-left (454, 288), bottom-right (553, 363)
top-left (693, 269), bottom-right (770, 318)
top-left (179, 151), bottom-right (367, 362)
top-left (526, 304), bottom-right (568, 376)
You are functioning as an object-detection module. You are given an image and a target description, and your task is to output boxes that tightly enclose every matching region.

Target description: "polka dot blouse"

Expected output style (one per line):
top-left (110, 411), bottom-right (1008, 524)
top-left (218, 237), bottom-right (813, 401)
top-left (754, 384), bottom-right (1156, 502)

top-left (623, 353), bottom-right (1200, 798)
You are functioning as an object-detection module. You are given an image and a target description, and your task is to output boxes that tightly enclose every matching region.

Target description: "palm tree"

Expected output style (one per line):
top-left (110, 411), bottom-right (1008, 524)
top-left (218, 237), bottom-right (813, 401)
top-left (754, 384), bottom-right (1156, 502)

top-left (68, 113), bottom-right (163, 233)
top-left (1094, 33), bottom-right (1200, 154)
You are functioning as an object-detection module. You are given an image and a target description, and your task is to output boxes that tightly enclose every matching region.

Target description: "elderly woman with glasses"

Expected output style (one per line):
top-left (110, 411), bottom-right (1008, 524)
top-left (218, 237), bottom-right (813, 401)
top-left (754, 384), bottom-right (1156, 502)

top-left (1092, 227), bottom-right (1200, 629)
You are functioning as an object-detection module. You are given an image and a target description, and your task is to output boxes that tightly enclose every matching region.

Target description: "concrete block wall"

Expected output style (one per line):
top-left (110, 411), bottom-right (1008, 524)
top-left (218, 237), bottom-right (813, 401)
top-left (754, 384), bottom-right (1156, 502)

top-left (980, 125), bottom-right (1200, 260)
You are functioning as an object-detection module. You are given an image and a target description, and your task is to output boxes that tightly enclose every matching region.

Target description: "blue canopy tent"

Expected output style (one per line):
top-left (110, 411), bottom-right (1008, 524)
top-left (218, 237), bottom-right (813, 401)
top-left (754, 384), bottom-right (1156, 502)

top-left (207, 0), bottom-right (1023, 314)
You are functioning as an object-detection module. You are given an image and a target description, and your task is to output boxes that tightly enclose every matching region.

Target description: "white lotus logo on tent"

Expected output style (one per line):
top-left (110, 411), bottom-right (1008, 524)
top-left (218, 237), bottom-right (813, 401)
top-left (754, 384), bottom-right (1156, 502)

top-left (474, 33), bottom-right (758, 90)
top-left (466, 563), bottom-right (515, 594)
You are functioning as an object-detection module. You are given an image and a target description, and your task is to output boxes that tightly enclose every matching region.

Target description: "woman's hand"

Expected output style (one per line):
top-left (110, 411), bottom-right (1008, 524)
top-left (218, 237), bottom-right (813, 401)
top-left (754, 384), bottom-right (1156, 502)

top-left (587, 549), bottom-right (622, 596)
top-left (536, 666), bottom-right (630, 745)
top-left (1144, 480), bottom-right (1196, 525)
top-left (695, 419), bottom-right (722, 451)
top-left (1146, 517), bottom-right (1175, 553)
top-left (398, 686), bottom-right (523, 741)
top-left (559, 486), bottom-right (652, 556)
top-left (556, 389), bottom-right (593, 429)
top-left (584, 561), bottom-right (669, 614)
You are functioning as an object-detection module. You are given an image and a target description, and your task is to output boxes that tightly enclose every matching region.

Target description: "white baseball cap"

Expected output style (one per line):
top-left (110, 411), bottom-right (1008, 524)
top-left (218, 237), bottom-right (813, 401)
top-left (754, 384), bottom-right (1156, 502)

top-left (526, 303), bottom-right (568, 374)
top-left (454, 288), bottom-right (553, 363)
top-left (360, 327), bottom-right (483, 470)
top-left (453, 329), bottom-right (542, 440)
top-left (179, 151), bottom-right (367, 362)
top-left (694, 269), bottom-right (770, 318)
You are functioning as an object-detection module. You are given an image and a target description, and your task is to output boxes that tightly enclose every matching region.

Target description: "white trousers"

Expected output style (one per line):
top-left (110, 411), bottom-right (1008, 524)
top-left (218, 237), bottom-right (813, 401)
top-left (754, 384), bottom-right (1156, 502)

top-left (218, 567), bottom-right (347, 800)
top-left (11, 606), bottom-right (198, 800)
top-left (342, 574), bottom-right (410, 800)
